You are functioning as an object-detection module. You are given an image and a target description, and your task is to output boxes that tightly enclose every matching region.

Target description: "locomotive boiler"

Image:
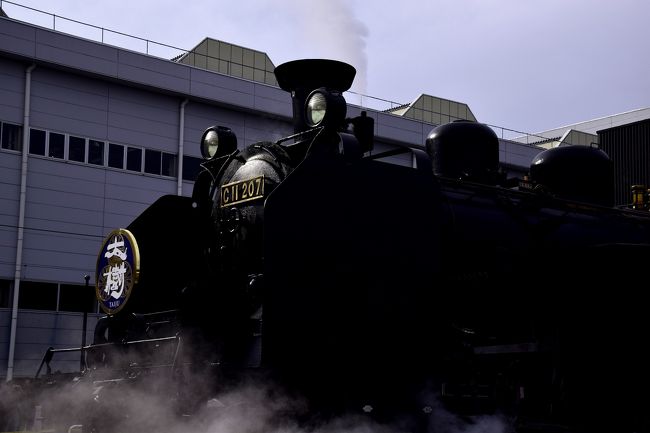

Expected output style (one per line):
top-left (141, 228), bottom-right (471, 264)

top-left (38, 59), bottom-right (650, 433)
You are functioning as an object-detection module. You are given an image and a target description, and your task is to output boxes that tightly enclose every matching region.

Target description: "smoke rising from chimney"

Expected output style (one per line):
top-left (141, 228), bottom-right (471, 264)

top-left (286, 0), bottom-right (369, 94)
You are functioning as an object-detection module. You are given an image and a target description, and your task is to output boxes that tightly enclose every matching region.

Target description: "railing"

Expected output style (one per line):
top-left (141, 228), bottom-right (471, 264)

top-left (0, 0), bottom-right (190, 60)
top-left (1, 0), bottom-right (551, 145)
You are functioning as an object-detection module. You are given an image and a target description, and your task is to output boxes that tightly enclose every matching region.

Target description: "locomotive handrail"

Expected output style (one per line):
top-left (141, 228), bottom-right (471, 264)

top-left (34, 336), bottom-right (180, 379)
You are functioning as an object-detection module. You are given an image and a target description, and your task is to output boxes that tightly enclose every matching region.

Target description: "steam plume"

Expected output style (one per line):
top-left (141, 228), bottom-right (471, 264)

top-left (287, 0), bottom-right (369, 94)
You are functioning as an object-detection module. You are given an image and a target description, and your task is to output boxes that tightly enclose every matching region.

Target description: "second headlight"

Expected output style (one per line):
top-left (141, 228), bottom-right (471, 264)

top-left (305, 88), bottom-right (346, 129)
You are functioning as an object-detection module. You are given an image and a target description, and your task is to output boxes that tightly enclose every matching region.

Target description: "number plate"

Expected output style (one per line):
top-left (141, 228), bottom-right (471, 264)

top-left (220, 176), bottom-right (265, 207)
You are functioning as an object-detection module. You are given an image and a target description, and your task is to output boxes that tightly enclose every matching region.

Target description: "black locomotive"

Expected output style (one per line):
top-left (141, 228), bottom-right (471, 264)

top-left (38, 59), bottom-right (650, 433)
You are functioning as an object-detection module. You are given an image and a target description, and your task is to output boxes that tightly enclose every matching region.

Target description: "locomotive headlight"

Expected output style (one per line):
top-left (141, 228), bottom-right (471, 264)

top-left (305, 88), bottom-right (347, 128)
top-left (200, 126), bottom-right (237, 159)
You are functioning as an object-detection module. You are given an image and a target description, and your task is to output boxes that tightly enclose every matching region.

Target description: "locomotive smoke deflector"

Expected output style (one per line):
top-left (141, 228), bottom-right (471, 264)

top-left (274, 59), bottom-right (356, 133)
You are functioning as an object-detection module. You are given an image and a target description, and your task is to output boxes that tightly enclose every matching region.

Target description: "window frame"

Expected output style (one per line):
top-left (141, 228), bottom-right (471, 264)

top-left (68, 135), bottom-right (87, 163)
top-left (48, 131), bottom-right (66, 159)
top-left (29, 128), bottom-right (47, 156)
top-left (1, 121), bottom-right (23, 152)
top-left (88, 139), bottom-right (105, 166)
top-left (126, 146), bottom-right (143, 172)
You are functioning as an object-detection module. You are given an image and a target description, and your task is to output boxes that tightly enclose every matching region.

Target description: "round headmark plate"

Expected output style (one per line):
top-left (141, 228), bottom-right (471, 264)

top-left (96, 229), bottom-right (140, 314)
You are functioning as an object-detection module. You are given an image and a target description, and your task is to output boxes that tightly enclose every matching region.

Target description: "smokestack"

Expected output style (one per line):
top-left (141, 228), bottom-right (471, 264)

top-left (274, 59), bottom-right (356, 134)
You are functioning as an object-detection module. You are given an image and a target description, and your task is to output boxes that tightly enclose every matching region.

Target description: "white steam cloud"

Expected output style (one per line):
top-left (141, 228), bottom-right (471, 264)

top-left (1, 375), bottom-right (509, 433)
top-left (286, 0), bottom-right (369, 94)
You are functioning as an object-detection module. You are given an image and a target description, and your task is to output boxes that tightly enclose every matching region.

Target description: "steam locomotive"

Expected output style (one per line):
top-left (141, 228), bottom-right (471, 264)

top-left (39, 59), bottom-right (650, 433)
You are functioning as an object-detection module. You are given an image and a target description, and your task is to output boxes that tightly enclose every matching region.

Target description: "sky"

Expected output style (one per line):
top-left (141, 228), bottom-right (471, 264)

top-left (3, 0), bottom-right (650, 135)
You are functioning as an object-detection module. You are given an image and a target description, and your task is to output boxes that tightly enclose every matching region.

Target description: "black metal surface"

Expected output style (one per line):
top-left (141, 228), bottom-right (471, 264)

top-left (275, 59), bottom-right (356, 134)
top-left (42, 59), bottom-right (650, 432)
top-left (530, 145), bottom-right (614, 206)
top-left (425, 120), bottom-right (499, 183)
top-left (264, 149), bottom-right (441, 413)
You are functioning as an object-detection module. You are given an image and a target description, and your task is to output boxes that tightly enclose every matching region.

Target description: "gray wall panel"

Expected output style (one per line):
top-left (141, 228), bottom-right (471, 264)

top-left (0, 183), bottom-right (19, 202)
top-left (107, 112), bottom-right (177, 151)
top-left (0, 228), bottom-right (16, 247)
top-left (31, 95), bottom-right (108, 129)
top-left (0, 57), bottom-right (25, 78)
top-left (29, 157), bottom-right (106, 182)
top-left (252, 82), bottom-right (290, 114)
top-left (22, 231), bottom-right (100, 256)
top-left (0, 18), bottom-right (36, 58)
top-left (25, 202), bottom-right (103, 227)
top-left (0, 63), bottom-right (25, 121)
top-left (35, 29), bottom-right (118, 77)
top-left (32, 68), bottom-right (109, 100)
top-left (35, 43), bottom-right (118, 77)
top-left (0, 265), bottom-right (14, 280)
top-left (102, 213), bottom-right (138, 231)
top-left (190, 67), bottom-right (254, 94)
top-left (27, 167), bottom-right (105, 197)
top-left (108, 89), bottom-right (178, 124)
top-left (243, 116), bottom-right (291, 143)
top-left (117, 62), bottom-right (190, 94)
top-left (186, 103), bottom-right (246, 127)
top-left (0, 210), bottom-right (18, 227)
top-left (190, 79), bottom-right (255, 110)
top-left (118, 49), bottom-right (189, 80)
top-left (105, 170), bottom-right (175, 194)
top-left (36, 30), bottom-right (118, 64)
top-left (23, 216), bottom-right (103, 238)
top-left (253, 95), bottom-right (291, 119)
top-left (27, 187), bottom-right (104, 211)
top-left (0, 150), bottom-right (21, 171)
top-left (106, 124), bottom-right (172, 149)
top-left (0, 311), bottom-right (9, 342)
top-left (22, 266), bottom-right (95, 285)
top-left (104, 183), bottom-right (170, 205)
top-left (102, 199), bottom-right (150, 220)
top-left (0, 100), bottom-right (23, 123)
top-left (30, 110), bottom-right (108, 140)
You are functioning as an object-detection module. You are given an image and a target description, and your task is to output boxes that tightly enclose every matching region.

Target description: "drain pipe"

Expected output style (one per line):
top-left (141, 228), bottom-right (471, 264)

top-left (177, 99), bottom-right (188, 196)
top-left (7, 63), bottom-right (36, 382)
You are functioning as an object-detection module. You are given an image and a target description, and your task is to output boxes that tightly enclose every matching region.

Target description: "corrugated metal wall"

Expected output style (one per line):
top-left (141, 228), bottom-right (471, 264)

top-left (598, 119), bottom-right (650, 207)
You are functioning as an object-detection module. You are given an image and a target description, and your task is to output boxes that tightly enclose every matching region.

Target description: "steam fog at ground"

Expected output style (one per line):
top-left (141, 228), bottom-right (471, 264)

top-left (1, 375), bottom-right (509, 433)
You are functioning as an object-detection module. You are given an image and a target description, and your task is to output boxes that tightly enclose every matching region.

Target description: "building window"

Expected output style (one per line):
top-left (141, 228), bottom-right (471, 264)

top-left (126, 147), bottom-right (142, 172)
top-left (1, 122), bottom-right (23, 151)
top-left (162, 153), bottom-right (177, 177)
top-left (0, 279), bottom-right (11, 308)
top-left (18, 281), bottom-right (58, 310)
top-left (29, 128), bottom-right (46, 155)
top-left (108, 143), bottom-right (124, 169)
top-left (49, 132), bottom-right (65, 159)
top-left (69, 136), bottom-right (86, 162)
top-left (144, 149), bottom-right (162, 174)
top-left (182, 155), bottom-right (202, 181)
top-left (88, 140), bottom-right (104, 165)
top-left (59, 284), bottom-right (96, 313)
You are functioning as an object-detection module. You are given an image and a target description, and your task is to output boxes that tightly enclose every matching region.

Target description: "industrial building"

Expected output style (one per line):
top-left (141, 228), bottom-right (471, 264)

top-left (1, 5), bottom-right (648, 380)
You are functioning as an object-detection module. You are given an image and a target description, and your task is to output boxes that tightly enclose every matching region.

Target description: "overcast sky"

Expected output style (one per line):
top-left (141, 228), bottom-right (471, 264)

top-left (3, 0), bottom-right (650, 135)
